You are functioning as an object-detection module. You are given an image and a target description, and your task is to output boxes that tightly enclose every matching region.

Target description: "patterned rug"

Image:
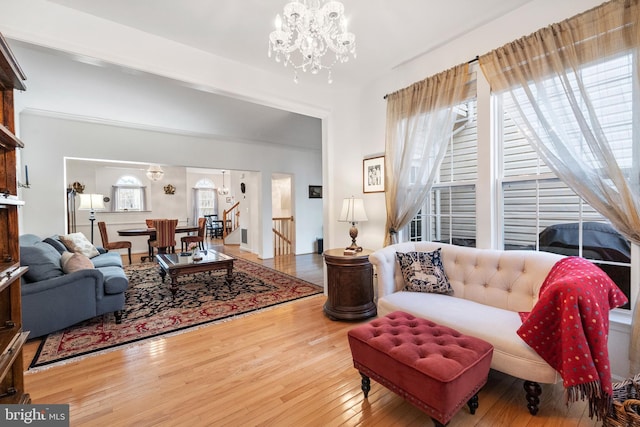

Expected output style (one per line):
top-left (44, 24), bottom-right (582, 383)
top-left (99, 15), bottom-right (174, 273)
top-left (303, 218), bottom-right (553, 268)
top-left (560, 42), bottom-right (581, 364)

top-left (30, 258), bottom-right (323, 369)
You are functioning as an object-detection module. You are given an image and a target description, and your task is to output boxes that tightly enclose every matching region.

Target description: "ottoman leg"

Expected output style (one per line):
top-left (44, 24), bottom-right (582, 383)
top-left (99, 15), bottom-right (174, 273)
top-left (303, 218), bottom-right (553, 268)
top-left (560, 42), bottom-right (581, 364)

top-left (523, 380), bottom-right (541, 415)
top-left (432, 419), bottom-right (447, 427)
top-left (360, 373), bottom-right (371, 398)
top-left (467, 393), bottom-right (479, 414)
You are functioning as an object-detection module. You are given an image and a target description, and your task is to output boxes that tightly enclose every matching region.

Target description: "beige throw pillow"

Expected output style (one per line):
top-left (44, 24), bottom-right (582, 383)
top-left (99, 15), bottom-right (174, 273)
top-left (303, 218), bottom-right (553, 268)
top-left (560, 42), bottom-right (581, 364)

top-left (60, 251), bottom-right (95, 274)
top-left (59, 232), bottom-right (100, 258)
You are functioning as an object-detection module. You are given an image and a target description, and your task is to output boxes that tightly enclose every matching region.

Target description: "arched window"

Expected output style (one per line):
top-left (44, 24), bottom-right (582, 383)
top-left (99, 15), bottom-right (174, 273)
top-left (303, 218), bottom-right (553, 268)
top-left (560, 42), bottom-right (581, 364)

top-left (113, 175), bottom-right (147, 211)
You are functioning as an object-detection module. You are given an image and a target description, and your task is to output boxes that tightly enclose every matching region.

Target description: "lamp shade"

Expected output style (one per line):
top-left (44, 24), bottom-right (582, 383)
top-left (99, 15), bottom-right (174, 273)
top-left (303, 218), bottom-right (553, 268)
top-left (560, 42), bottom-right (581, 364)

top-left (338, 197), bottom-right (367, 223)
top-left (78, 193), bottom-right (105, 210)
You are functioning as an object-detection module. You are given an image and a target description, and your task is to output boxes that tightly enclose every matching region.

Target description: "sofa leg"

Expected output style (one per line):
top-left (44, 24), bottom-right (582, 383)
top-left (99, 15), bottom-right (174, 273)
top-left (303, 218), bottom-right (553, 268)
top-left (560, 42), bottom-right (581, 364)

top-left (114, 310), bottom-right (123, 324)
top-left (360, 373), bottom-right (371, 398)
top-left (523, 380), bottom-right (541, 415)
top-left (467, 393), bottom-right (479, 414)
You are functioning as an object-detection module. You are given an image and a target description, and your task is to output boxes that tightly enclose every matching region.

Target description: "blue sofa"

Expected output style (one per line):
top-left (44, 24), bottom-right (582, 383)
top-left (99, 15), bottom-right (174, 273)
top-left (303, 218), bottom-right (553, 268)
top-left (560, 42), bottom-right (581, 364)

top-left (19, 234), bottom-right (129, 338)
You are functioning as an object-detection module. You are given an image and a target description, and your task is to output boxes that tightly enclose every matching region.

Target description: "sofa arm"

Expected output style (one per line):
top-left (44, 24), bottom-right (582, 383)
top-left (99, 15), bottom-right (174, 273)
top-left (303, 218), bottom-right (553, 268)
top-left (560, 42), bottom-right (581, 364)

top-left (21, 269), bottom-right (105, 296)
top-left (369, 246), bottom-right (403, 299)
top-left (21, 269), bottom-right (104, 339)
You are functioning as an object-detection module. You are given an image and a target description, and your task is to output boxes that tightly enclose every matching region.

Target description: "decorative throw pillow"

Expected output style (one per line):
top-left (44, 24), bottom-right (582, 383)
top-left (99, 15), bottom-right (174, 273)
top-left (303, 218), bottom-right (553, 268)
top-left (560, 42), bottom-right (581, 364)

top-left (396, 249), bottom-right (453, 295)
top-left (59, 232), bottom-right (100, 258)
top-left (60, 251), bottom-right (95, 274)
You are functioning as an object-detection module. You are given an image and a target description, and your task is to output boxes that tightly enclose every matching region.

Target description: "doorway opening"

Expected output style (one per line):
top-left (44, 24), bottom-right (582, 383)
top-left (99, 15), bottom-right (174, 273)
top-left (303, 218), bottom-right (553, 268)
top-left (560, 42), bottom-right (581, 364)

top-left (271, 174), bottom-right (295, 256)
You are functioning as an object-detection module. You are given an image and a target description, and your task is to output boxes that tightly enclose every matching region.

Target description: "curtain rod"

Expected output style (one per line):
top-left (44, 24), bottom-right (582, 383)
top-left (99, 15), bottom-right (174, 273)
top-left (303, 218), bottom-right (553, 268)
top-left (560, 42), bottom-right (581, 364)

top-left (383, 55), bottom-right (479, 100)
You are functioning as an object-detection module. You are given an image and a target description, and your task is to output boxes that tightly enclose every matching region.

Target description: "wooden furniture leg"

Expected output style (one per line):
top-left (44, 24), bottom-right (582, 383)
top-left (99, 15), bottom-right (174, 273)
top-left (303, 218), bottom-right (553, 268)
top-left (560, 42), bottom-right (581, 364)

top-left (360, 373), bottom-right (370, 398)
top-left (524, 380), bottom-right (542, 415)
top-left (467, 394), bottom-right (479, 414)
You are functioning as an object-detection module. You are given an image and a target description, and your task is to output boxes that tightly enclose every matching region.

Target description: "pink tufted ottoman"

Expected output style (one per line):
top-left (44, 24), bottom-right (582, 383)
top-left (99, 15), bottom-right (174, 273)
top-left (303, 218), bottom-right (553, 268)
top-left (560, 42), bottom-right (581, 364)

top-left (347, 311), bottom-right (493, 426)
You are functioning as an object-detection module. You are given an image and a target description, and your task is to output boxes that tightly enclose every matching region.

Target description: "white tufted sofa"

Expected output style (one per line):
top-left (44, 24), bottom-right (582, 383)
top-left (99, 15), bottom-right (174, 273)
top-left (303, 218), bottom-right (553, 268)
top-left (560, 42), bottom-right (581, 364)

top-left (369, 241), bottom-right (565, 415)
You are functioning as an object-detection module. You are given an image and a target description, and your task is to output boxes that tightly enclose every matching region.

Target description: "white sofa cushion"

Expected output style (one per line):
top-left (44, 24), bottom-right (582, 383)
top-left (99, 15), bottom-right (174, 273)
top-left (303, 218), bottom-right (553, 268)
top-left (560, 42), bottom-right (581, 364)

top-left (377, 292), bottom-right (561, 384)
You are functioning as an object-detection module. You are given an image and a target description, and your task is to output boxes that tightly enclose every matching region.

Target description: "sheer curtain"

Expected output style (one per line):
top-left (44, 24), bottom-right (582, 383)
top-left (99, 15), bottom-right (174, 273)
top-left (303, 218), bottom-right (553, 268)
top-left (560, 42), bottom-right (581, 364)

top-left (383, 64), bottom-right (474, 246)
top-left (192, 188), bottom-right (202, 226)
top-left (479, 0), bottom-right (640, 372)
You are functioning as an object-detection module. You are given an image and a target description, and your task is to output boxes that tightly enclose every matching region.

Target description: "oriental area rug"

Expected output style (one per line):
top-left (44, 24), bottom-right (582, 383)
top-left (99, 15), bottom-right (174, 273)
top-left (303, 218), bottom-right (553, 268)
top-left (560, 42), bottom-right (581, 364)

top-left (29, 258), bottom-right (323, 369)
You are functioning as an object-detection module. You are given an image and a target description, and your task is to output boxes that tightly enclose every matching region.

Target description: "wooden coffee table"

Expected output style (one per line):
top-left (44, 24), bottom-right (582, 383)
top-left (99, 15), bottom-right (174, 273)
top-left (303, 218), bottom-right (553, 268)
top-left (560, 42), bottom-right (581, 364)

top-left (156, 250), bottom-right (234, 296)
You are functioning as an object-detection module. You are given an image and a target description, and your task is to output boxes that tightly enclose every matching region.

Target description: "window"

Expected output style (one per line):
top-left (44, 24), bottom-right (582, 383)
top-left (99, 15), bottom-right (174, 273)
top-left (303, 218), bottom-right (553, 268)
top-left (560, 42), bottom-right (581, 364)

top-left (113, 175), bottom-right (146, 211)
top-left (407, 98), bottom-right (478, 245)
top-left (499, 53), bottom-right (634, 307)
top-left (194, 178), bottom-right (216, 219)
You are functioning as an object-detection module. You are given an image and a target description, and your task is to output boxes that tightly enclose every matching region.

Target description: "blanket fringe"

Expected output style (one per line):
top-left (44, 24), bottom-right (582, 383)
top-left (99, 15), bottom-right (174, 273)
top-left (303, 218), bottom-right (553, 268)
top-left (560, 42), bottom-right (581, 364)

top-left (565, 380), bottom-right (612, 420)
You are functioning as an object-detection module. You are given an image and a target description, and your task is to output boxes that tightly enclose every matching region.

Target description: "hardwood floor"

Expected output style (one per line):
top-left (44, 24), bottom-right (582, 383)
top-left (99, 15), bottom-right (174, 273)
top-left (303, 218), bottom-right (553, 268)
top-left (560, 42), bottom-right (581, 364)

top-left (22, 241), bottom-right (598, 426)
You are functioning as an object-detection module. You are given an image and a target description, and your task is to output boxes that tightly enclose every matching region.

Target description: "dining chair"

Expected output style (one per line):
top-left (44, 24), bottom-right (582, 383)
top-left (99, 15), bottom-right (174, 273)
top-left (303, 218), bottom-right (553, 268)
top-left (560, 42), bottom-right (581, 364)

top-left (181, 217), bottom-right (206, 252)
top-left (146, 218), bottom-right (166, 259)
top-left (150, 219), bottom-right (178, 255)
top-left (98, 221), bottom-right (132, 264)
top-left (212, 220), bottom-right (224, 238)
top-left (204, 214), bottom-right (217, 239)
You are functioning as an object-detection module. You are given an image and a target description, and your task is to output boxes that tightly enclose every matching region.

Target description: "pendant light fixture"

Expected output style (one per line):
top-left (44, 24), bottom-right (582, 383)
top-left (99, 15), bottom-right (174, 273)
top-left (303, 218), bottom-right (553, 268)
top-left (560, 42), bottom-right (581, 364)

top-left (217, 170), bottom-right (230, 196)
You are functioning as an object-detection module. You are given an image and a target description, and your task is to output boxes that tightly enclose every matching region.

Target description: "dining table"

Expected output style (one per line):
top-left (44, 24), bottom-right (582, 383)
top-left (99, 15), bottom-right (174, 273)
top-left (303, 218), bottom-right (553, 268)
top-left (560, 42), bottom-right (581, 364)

top-left (117, 225), bottom-right (200, 261)
top-left (117, 225), bottom-right (199, 237)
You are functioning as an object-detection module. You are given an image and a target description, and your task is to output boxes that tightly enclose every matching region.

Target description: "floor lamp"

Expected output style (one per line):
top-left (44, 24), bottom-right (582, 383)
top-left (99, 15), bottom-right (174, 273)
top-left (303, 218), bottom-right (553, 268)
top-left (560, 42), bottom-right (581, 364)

top-left (78, 193), bottom-right (105, 243)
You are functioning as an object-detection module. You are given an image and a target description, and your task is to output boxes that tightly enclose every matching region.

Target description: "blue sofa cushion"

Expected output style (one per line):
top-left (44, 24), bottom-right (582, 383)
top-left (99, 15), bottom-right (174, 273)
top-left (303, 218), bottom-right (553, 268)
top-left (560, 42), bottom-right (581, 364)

top-left (20, 242), bottom-right (64, 282)
top-left (43, 236), bottom-right (67, 254)
top-left (91, 252), bottom-right (124, 269)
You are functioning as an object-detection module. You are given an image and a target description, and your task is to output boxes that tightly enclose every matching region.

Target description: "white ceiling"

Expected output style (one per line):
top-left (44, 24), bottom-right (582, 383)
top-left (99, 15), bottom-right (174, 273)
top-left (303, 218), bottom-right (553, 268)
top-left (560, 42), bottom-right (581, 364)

top-left (46, 0), bottom-right (534, 87)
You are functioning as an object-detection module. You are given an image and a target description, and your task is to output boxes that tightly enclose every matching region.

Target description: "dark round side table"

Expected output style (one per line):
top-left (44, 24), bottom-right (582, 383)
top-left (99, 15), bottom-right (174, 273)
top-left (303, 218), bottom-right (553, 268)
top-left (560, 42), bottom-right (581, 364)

top-left (323, 248), bottom-right (377, 321)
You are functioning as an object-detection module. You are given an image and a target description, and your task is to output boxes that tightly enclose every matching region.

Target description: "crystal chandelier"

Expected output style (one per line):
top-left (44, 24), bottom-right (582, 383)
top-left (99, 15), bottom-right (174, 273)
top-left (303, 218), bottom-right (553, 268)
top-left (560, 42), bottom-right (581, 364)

top-left (217, 171), bottom-right (230, 196)
top-left (268, 0), bottom-right (356, 84)
top-left (146, 165), bottom-right (164, 181)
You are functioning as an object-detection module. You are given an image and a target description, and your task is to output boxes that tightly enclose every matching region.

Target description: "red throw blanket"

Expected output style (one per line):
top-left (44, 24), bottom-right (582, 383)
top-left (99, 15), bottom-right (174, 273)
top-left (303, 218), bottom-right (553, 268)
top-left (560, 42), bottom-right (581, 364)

top-left (517, 256), bottom-right (628, 419)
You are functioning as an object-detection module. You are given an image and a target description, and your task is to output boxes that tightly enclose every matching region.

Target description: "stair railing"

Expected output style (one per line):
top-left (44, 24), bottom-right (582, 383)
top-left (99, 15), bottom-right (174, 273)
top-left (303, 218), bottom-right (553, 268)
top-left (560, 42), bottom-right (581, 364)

top-left (272, 216), bottom-right (294, 255)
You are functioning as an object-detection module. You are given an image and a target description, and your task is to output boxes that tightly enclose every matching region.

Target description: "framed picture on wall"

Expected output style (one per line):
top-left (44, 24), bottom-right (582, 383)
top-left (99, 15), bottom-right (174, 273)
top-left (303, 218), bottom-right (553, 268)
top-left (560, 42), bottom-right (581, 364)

top-left (363, 155), bottom-right (385, 193)
top-left (308, 185), bottom-right (322, 199)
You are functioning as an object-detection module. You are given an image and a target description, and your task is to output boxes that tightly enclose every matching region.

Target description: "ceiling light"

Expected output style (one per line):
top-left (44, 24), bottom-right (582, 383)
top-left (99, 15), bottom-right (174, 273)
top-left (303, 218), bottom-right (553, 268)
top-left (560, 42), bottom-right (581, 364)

top-left (268, 0), bottom-right (356, 84)
top-left (146, 165), bottom-right (164, 181)
top-left (217, 170), bottom-right (230, 196)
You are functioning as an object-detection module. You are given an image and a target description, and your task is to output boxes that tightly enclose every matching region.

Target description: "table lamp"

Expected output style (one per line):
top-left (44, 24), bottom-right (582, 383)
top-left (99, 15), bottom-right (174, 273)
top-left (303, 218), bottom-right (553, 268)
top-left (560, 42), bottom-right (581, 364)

top-left (339, 196), bottom-right (368, 252)
top-left (78, 193), bottom-right (105, 243)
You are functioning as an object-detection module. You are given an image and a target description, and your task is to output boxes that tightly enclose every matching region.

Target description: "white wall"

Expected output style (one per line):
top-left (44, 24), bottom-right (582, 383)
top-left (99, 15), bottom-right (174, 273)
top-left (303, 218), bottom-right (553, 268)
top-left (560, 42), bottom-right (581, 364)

top-left (65, 159), bottom-right (188, 251)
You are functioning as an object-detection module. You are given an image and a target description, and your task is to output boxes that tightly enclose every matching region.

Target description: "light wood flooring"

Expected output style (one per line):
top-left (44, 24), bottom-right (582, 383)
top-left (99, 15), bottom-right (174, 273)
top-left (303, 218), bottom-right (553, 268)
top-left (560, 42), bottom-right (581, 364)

top-left (22, 240), bottom-right (599, 426)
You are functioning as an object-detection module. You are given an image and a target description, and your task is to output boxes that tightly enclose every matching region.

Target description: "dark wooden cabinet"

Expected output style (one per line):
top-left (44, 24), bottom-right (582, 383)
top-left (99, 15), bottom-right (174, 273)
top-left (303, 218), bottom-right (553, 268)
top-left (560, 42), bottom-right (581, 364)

top-left (323, 248), bottom-right (377, 320)
top-left (0, 32), bottom-right (30, 405)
